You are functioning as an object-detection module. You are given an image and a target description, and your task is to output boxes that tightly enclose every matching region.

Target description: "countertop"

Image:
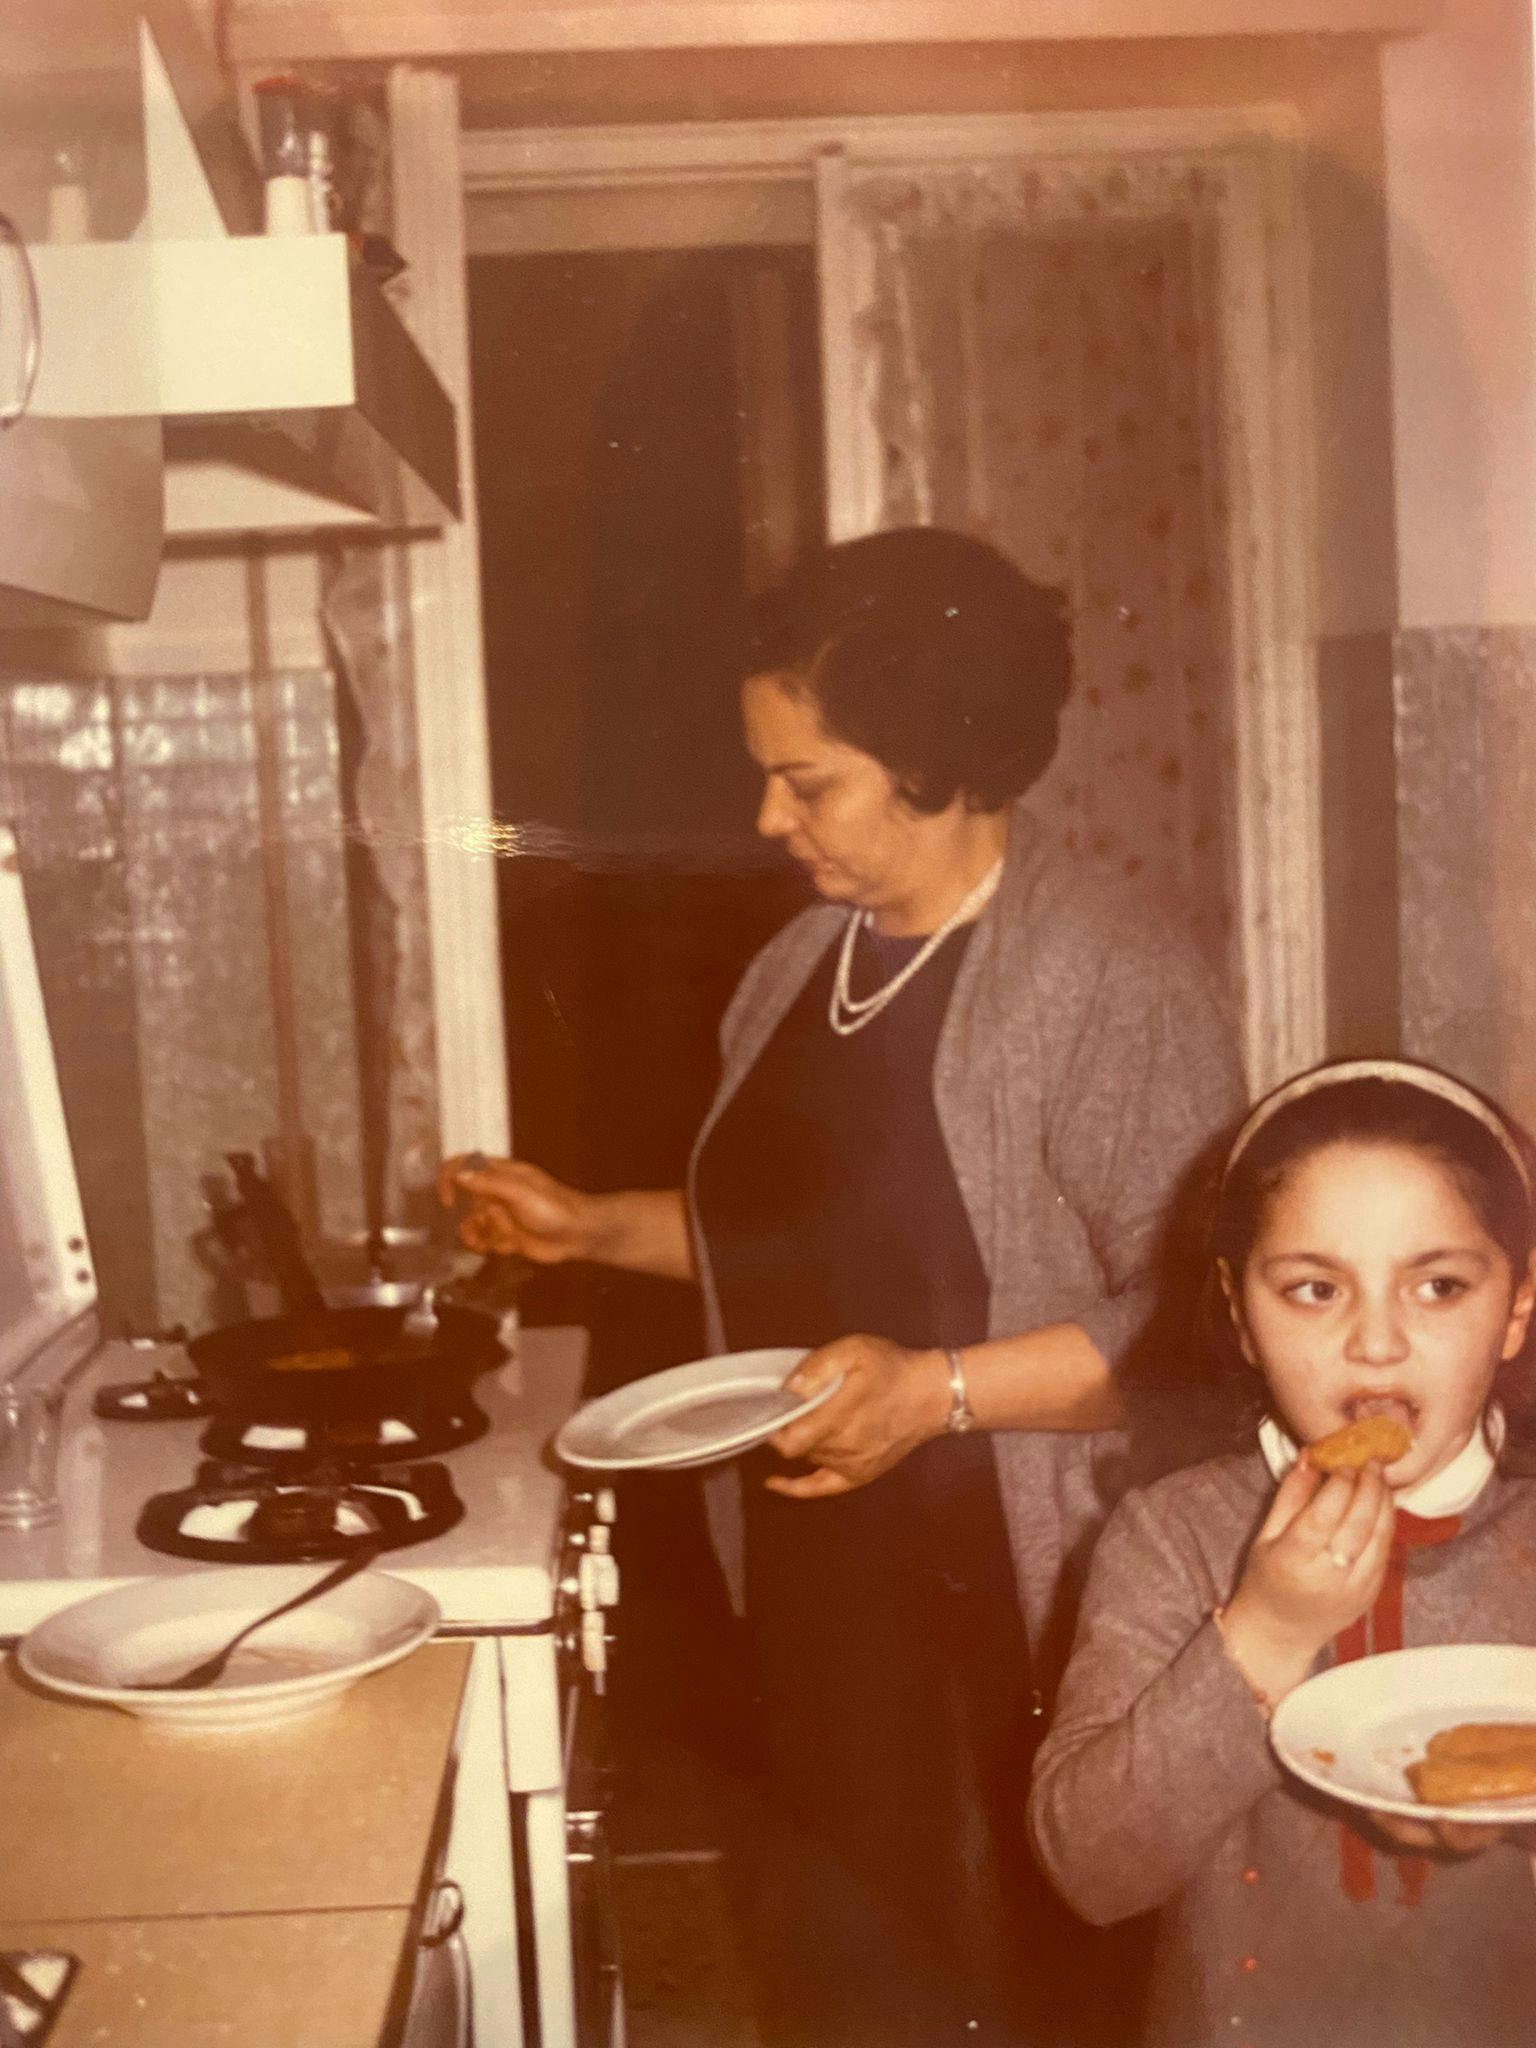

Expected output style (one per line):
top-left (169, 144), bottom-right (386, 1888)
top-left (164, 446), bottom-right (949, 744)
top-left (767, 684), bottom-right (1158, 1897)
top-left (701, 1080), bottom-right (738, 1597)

top-left (0, 1324), bottom-right (588, 1631)
top-left (0, 1640), bottom-right (471, 2046)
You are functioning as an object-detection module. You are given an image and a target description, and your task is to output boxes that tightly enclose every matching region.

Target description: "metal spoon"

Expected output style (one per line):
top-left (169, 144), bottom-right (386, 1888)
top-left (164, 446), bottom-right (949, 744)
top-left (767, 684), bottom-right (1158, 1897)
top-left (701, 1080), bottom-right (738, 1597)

top-left (130, 1543), bottom-right (384, 1691)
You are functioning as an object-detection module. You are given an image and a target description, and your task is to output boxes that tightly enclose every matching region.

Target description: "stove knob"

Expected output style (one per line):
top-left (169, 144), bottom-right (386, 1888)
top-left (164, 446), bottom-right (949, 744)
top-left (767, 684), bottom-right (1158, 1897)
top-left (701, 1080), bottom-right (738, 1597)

top-left (580, 1608), bottom-right (609, 1677)
top-left (588, 1526), bottom-right (610, 1555)
top-left (577, 1552), bottom-right (604, 1611)
top-left (593, 1554), bottom-right (620, 1609)
top-left (594, 1487), bottom-right (617, 1525)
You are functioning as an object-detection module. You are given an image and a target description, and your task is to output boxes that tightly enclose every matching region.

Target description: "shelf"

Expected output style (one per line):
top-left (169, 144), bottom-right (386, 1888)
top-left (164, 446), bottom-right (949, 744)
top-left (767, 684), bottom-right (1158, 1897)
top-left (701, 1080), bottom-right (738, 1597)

top-left (29, 232), bottom-right (459, 530)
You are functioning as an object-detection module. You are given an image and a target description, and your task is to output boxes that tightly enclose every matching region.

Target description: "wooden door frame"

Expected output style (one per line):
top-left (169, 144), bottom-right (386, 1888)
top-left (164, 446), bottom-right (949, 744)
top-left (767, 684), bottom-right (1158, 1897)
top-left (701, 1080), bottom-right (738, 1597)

top-left (457, 105), bottom-right (1325, 1095)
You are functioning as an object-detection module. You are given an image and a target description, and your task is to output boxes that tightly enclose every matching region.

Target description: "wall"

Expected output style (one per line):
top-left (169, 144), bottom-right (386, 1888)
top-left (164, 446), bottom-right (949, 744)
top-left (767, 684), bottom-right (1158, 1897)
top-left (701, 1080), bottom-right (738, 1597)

top-left (1377, 0), bottom-right (1536, 1119)
top-left (448, 31), bottom-right (1402, 1058)
top-left (239, 12), bottom-right (1536, 1096)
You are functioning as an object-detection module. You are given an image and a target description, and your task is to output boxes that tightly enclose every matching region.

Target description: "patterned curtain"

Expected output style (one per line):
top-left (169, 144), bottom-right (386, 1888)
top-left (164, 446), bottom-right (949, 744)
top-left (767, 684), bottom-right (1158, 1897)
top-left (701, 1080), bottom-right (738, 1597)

top-left (839, 157), bottom-right (1237, 973)
top-left (0, 669), bottom-right (365, 1328)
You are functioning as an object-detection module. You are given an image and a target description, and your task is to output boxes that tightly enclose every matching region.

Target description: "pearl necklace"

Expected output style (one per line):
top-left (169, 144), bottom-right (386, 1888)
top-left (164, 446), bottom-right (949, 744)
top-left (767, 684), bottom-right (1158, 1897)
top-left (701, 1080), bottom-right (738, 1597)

top-left (828, 860), bottom-right (1004, 1036)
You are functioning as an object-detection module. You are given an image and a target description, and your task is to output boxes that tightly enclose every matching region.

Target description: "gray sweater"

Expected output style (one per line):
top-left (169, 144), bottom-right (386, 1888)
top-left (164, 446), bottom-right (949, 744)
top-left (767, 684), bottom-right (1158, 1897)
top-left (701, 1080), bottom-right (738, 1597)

top-left (1030, 1451), bottom-right (1536, 2048)
top-left (687, 803), bottom-right (1245, 1671)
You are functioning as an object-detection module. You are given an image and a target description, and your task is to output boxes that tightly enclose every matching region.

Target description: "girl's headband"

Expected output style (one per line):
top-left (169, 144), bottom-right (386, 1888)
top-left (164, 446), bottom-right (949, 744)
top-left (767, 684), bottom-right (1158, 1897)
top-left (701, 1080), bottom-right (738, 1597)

top-left (1224, 1057), bottom-right (1534, 1200)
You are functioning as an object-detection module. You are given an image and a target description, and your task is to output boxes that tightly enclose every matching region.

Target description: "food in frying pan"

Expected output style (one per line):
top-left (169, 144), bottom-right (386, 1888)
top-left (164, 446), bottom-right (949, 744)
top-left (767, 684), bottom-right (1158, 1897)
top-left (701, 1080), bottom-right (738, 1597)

top-left (265, 1346), bottom-right (355, 1374)
top-left (1306, 1413), bottom-right (1412, 1473)
top-left (1407, 1725), bottom-right (1536, 1805)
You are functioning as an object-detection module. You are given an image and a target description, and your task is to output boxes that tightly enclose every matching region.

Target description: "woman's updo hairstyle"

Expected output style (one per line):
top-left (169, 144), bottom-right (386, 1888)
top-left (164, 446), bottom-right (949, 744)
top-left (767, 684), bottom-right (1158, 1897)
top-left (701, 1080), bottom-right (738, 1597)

top-left (744, 526), bottom-right (1072, 814)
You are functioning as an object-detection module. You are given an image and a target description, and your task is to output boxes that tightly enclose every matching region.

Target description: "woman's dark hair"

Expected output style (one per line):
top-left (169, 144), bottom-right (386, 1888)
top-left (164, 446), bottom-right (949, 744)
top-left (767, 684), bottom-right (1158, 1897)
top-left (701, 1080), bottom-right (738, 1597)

top-left (1129, 1074), bottom-right (1536, 1480)
top-left (743, 526), bottom-right (1072, 813)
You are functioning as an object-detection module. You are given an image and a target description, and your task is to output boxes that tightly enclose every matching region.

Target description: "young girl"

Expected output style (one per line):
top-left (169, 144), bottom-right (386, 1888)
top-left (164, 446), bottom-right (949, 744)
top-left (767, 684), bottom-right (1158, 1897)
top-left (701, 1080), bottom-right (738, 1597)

top-left (1029, 1058), bottom-right (1536, 2048)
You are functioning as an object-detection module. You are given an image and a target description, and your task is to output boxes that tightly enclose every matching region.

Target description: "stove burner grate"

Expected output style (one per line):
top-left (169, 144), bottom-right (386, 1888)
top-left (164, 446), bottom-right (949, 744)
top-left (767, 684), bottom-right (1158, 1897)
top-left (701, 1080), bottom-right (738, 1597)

top-left (199, 1393), bottom-right (488, 1469)
top-left (135, 1458), bottom-right (463, 1563)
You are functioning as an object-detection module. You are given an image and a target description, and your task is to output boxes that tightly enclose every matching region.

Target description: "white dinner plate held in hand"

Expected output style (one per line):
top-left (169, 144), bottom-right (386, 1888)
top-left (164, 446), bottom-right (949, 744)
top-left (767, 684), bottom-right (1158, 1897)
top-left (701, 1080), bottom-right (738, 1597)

top-left (1270, 1642), bottom-right (1536, 1824)
top-left (554, 1347), bottom-right (838, 1471)
top-left (18, 1566), bottom-right (439, 1733)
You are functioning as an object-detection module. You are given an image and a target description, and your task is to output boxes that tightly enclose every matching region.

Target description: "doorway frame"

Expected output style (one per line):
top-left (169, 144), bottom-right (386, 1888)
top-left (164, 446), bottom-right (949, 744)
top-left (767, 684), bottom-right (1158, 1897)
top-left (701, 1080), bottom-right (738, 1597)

top-left (456, 106), bottom-right (1324, 1096)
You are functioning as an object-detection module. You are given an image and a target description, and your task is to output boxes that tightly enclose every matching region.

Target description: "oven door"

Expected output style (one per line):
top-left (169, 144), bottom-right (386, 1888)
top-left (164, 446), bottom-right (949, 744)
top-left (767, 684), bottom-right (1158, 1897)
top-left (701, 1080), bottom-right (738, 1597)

top-left (564, 1678), bottom-right (624, 2048)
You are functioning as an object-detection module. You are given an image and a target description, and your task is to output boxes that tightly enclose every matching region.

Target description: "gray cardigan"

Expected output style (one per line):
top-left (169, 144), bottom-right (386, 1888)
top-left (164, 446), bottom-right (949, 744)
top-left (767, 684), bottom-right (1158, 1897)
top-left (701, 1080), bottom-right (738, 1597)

top-left (1030, 1452), bottom-right (1536, 2048)
top-left (686, 803), bottom-right (1245, 1671)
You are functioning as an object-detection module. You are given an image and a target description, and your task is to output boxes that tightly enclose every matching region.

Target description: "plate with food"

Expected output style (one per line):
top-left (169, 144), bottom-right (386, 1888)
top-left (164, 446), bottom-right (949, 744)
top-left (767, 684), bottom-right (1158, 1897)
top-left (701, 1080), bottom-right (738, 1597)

top-left (1270, 1643), bottom-right (1536, 1823)
top-left (554, 1347), bottom-right (837, 1471)
top-left (18, 1566), bottom-right (439, 1732)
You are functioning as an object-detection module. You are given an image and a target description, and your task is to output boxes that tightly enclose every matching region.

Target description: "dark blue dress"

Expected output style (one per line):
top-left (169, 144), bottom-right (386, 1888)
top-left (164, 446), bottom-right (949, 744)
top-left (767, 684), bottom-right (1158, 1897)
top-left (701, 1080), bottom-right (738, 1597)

top-left (694, 924), bottom-right (1040, 2048)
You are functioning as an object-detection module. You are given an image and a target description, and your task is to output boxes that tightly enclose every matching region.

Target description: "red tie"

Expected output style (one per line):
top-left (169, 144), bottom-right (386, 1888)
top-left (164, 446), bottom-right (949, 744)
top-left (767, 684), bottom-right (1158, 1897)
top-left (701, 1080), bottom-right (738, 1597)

top-left (1331, 1510), bottom-right (1463, 1906)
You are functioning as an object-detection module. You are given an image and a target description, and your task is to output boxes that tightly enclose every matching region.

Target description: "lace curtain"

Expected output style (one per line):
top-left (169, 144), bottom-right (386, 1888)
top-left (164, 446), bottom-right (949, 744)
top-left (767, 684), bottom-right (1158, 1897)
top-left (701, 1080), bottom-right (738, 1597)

top-left (837, 157), bottom-right (1237, 972)
top-left (0, 669), bottom-right (361, 1326)
top-left (0, 549), bottom-right (439, 1329)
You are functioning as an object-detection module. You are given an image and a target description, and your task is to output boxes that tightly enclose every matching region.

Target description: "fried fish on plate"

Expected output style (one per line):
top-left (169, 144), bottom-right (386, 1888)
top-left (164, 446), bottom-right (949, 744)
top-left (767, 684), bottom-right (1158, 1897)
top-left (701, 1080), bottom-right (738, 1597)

top-left (1426, 1722), bottom-right (1536, 1761)
top-left (1408, 1747), bottom-right (1536, 1805)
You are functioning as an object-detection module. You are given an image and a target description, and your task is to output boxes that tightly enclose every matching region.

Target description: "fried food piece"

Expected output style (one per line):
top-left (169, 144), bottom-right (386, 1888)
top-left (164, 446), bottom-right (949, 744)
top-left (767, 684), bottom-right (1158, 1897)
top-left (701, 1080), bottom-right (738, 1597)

top-left (1425, 1722), bottom-right (1536, 1762)
top-left (266, 1346), bottom-right (354, 1373)
top-left (1306, 1413), bottom-right (1412, 1473)
top-left (1407, 1752), bottom-right (1536, 1805)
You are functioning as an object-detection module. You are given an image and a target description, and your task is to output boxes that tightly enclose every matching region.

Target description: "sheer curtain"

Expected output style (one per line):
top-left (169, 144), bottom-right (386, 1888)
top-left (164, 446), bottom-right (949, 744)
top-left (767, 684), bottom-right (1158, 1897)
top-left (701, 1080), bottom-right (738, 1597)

top-left (832, 156), bottom-right (1238, 972)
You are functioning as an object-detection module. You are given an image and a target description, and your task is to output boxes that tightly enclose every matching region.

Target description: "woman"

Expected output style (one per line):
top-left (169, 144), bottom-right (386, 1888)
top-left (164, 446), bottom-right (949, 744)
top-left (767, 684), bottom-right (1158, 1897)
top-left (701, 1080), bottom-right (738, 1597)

top-left (443, 527), bottom-right (1244, 2047)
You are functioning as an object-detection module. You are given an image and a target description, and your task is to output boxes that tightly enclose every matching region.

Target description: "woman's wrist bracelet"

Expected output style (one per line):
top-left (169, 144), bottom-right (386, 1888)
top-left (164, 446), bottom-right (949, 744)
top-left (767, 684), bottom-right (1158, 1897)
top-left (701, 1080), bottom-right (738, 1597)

top-left (943, 1347), bottom-right (979, 1434)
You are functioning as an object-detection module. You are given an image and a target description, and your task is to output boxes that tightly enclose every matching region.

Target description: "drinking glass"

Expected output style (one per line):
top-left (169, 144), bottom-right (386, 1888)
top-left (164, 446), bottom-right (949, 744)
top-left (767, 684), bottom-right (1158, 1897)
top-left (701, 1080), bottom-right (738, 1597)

top-left (0, 1380), bottom-right (64, 1528)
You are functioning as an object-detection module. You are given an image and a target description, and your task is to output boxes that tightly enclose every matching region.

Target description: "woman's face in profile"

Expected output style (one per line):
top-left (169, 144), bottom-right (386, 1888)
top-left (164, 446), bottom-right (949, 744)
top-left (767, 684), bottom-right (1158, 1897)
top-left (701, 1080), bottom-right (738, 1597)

top-left (740, 671), bottom-right (941, 922)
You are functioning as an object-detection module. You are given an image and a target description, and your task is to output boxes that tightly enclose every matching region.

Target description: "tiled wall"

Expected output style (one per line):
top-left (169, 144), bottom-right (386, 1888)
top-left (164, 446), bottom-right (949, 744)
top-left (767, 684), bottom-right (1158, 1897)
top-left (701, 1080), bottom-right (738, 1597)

top-left (1394, 624), bottom-right (1536, 1125)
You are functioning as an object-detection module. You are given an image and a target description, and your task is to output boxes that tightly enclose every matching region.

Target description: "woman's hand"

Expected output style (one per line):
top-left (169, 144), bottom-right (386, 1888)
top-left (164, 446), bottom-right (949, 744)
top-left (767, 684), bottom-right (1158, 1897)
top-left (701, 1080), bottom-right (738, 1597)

top-left (763, 1336), bottom-right (950, 1500)
top-left (436, 1155), bottom-right (601, 1266)
top-left (1217, 1460), bottom-right (1396, 1708)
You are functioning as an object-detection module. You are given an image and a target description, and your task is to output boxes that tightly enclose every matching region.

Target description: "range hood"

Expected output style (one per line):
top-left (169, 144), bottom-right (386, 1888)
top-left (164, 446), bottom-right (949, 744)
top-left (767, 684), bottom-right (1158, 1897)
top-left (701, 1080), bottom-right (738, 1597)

top-left (26, 17), bottom-right (459, 536)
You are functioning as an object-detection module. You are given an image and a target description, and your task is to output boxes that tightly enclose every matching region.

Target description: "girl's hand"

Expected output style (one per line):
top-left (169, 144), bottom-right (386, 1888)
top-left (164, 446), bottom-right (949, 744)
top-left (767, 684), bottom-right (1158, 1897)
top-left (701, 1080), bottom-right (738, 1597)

top-left (1217, 1460), bottom-right (1396, 1706)
top-left (763, 1337), bottom-right (950, 1500)
top-left (1365, 1811), bottom-right (1533, 1857)
top-left (436, 1155), bottom-right (600, 1265)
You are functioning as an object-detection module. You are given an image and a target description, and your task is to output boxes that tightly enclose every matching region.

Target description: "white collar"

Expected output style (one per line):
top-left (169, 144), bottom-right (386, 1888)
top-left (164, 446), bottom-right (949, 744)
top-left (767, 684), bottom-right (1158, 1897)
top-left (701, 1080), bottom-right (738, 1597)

top-left (1257, 1406), bottom-right (1502, 1519)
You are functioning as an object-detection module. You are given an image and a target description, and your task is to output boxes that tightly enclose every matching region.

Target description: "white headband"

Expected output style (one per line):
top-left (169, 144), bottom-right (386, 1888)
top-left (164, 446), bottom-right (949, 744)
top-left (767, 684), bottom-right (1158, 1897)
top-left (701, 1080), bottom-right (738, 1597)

top-left (1224, 1057), bottom-right (1533, 1200)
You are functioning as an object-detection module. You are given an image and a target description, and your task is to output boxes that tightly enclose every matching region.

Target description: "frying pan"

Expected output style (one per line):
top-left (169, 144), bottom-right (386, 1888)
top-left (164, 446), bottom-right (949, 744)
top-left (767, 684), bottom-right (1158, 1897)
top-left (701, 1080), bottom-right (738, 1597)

top-left (184, 1300), bottom-right (505, 1423)
top-left (190, 1154), bottom-right (508, 1422)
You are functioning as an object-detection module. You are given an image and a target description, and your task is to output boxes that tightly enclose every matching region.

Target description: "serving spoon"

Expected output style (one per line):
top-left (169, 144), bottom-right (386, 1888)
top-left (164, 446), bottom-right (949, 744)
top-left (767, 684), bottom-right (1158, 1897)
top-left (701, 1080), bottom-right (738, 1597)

top-left (129, 1542), bottom-right (384, 1691)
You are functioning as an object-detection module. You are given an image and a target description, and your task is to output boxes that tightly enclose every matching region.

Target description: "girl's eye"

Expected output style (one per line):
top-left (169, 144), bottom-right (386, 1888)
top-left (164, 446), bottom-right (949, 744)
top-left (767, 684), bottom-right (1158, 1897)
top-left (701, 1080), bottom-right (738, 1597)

top-left (1283, 1278), bottom-right (1338, 1306)
top-left (1415, 1273), bottom-right (1470, 1304)
top-left (787, 779), bottom-right (830, 804)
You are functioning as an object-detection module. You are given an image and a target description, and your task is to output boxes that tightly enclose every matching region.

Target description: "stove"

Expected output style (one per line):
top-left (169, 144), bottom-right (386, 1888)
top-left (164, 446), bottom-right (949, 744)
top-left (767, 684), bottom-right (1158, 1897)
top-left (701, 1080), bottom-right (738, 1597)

top-left (200, 1388), bottom-right (489, 1468)
top-left (0, 1326), bottom-right (619, 2048)
top-left (136, 1456), bottom-right (465, 1561)
top-left (94, 1372), bottom-right (491, 1468)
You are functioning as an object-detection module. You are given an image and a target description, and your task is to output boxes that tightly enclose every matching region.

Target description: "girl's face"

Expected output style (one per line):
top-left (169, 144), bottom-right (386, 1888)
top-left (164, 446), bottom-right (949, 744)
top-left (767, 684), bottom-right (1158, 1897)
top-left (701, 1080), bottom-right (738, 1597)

top-left (1227, 1139), bottom-right (1535, 1488)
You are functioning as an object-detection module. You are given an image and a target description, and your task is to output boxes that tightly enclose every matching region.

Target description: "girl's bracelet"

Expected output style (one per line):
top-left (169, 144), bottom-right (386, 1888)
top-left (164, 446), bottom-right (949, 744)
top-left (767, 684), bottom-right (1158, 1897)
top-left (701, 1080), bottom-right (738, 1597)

top-left (1211, 1604), bottom-right (1278, 1721)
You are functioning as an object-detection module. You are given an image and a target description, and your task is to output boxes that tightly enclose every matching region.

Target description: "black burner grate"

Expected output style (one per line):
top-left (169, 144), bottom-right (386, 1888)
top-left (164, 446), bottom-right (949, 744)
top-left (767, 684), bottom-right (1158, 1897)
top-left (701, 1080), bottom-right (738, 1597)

top-left (136, 1458), bottom-right (463, 1562)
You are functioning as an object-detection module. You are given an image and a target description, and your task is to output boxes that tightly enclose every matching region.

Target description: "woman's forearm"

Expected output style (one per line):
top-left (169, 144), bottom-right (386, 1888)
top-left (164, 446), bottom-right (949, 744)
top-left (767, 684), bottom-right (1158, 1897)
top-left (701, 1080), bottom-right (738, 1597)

top-left (957, 1323), bottom-right (1126, 1432)
top-left (585, 1189), bottom-right (696, 1283)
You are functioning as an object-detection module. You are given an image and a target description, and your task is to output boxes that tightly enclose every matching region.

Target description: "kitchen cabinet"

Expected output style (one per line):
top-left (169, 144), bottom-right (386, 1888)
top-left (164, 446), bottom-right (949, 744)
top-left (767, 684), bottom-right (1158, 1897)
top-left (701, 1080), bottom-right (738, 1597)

top-left (0, 2), bottom-right (162, 624)
top-left (0, 1641), bottom-right (472, 2045)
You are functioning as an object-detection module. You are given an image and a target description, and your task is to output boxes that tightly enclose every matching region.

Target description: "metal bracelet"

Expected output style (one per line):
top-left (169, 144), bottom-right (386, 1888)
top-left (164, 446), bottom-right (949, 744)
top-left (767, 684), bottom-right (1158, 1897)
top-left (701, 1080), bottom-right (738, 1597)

top-left (943, 1347), bottom-right (977, 1434)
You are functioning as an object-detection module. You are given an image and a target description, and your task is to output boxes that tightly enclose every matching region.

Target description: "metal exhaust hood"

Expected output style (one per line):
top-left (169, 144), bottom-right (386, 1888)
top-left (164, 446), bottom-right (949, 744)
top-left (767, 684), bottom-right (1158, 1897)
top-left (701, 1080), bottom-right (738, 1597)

top-left (27, 16), bottom-right (460, 536)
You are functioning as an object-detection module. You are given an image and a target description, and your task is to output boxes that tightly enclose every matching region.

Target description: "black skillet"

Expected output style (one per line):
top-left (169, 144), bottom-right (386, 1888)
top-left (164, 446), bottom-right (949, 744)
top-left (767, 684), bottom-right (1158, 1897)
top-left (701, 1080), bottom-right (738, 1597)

top-left (178, 1155), bottom-right (506, 1423)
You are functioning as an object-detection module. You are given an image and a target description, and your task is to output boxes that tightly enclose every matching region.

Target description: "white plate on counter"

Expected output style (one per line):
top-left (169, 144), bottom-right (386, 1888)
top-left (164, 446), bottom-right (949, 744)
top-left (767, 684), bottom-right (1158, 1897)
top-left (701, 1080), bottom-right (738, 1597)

top-left (1270, 1643), bottom-right (1536, 1823)
top-left (17, 1565), bottom-right (439, 1732)
top-left (554, 1347), bottom-right (837, 1471)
